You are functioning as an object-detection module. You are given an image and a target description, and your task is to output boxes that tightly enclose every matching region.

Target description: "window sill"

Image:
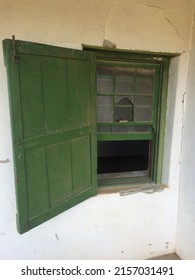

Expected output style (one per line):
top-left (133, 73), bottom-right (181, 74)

top-left (97, 182), bottom-right (167, 195)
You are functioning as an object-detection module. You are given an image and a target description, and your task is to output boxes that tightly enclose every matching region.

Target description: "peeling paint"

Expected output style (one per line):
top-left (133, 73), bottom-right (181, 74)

top-left (165, 242), bottom-right (169, 249)
top-left (182, 91), bottom-right (187, 105)
top-left (55, 233), bottom-right (59, 241)
top-left (0, 158), bottom-right (10, 164)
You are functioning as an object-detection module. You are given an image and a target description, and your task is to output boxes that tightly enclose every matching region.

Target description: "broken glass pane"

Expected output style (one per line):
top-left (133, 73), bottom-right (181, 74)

top-left (114, 97), bottom-right (133, 122)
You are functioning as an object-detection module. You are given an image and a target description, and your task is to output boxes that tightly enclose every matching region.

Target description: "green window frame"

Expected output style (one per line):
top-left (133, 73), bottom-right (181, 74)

top-left (3, 38), bottom-right (171, 233)
top-left (83, 46), bottom-right (170, 187)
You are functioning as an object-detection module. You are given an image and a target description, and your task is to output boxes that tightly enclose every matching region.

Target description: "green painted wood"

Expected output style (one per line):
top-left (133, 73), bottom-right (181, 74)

top-left (3, 39), bottom-right (97, 233)
top-left (23, 126), bottom-right (92, 149)
top-left (79, 61), bottom-right (91, 126)
top-left (97, 60), bottom-right (160, 69)
top-left (68, 60), bottom-right (83, 129)
top-left (46, 141), bottom-right (72, 207)
top-left (19, 55), bottom-right (45, 138)
top-left (28, 188), bottom-right (95, 229)
top-left (89, 53), bottom-right (97, 193)
top-left (83, 44), bottom-right (179, 59)
top-left (97, 122), bottom-right (153, 126)
top-left (25, 147), bottom-right (50, 218)
top-left (3, 40), bottom-right (29, 233)
top-left (155, 61), bottom-right (170, 183)
top-left (17, 40), bottom-right (90, 60)
top-left (42, 57), bottom-right (69, 133)
top-left (97, 134), bottom-right (153, 141)
top-left (71, 136), bottom-right (91, 194)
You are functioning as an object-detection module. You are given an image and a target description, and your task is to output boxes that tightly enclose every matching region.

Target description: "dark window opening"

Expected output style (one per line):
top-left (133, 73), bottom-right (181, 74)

top-left (97, 140), bottom-right (150, 179)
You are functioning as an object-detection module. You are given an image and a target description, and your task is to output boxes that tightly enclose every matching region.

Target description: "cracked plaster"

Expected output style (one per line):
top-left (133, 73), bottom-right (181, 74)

top-left (102, 0), bottom-right (117, 44)
top-left (0, 159), bottom-right (10, 164)
top-left (145, 0), bottom-right (184, 41)
top-left (102, 0), bottom-right (193, 53)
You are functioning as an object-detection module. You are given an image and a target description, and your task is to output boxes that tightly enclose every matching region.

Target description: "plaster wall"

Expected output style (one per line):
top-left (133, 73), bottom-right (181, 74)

top-left (0, 0), bottom-right (193, 259)
top-left (176, 9), bottom-right (195, 260)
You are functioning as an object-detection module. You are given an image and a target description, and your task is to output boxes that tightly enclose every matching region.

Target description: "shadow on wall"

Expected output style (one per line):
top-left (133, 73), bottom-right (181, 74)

top-left (162, 56), bottom-right (180, 183)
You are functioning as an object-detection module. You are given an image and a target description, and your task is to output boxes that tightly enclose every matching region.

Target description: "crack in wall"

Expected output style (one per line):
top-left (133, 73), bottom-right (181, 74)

top-left (0, 158), bottom-right (10, 164)
top-left (145, 0), bottom-right (184, 41)
top-left (103, 0), bottom-right (117, 45)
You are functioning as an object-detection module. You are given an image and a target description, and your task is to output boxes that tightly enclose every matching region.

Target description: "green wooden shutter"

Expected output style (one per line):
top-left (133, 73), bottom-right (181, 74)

top-left (3, 39), bottom-right (97, 233)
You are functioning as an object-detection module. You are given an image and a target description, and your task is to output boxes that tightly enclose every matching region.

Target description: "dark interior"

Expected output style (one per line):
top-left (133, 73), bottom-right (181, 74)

top-left (97, 140), bottom-right (150, 174)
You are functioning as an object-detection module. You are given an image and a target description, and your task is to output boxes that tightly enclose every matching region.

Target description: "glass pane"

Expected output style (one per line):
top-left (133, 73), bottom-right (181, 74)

top-left (97, 126), bottom-right (110, 134)
top-left (97, 96), bottom-right (112, 106)
top-left (97, 65), bottom-right (114, 94)
top-left (97, 65), bottom-right (114, 76)
top-left (134, 107), bottom-right (152, 122)
top-left (136, 79), bottom-right (154, 95)
top-left (112, 126), bottom-right (132, 133)
top-left (97, 106), bottom-right (112, 122)
top-left (136, 68), bottom-right (155, 78)
top-left (135, 96), bottom-right (152, 107)
top-left (115, 67), bottom-right (135, 77)
top-left (133, 126), bottom-right (150, 133)
top-left (97, 77), bottom-right (113, 94)
top-left (115, 79), bottom-right (134, 94)
top-left (115, 67), bottom-right (135, 94)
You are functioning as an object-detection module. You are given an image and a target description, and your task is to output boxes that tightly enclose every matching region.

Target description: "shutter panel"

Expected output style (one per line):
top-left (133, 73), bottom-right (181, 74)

top-left (3, 39), bottom-right (97, 233)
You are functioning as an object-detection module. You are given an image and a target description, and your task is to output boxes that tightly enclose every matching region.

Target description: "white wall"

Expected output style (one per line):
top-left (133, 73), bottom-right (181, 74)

top-left (0, 0), bottom-right (194, 259)
top-left (176, 9), bottom-right (195, 260)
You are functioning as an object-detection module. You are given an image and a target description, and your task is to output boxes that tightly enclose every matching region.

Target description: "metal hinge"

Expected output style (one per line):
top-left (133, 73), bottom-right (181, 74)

top-left (12, 35), bottom-right (19, 62)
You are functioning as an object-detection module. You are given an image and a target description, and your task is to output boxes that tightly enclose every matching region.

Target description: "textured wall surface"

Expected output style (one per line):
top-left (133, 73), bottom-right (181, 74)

top-left (176, 10), bottom-right (195, 260)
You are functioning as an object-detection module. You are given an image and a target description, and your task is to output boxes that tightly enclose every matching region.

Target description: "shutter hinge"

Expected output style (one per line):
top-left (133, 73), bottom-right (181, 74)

top-left (12, 35), bottom-right (19, 62)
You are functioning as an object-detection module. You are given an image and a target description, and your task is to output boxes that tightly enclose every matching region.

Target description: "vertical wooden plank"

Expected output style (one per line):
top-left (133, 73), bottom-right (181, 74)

top-left (3, 40), bottom-right (29, 233)
top-left (46, 141), bottom-right (72, 207)
top-left (25, 147), bottom-right (50, 218)
top-left (89, 53), bottom-right (97, 195)
top-left (19, 55), bottom-right (45, 138)
top-left (42, 57), bottom-right (70, 133)
top-left (67, 60), bottom-right (82, 129)
top-left (71, 135), bottom-right (91, 194)
top-left (79, 60), bottom-right (91, 126)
